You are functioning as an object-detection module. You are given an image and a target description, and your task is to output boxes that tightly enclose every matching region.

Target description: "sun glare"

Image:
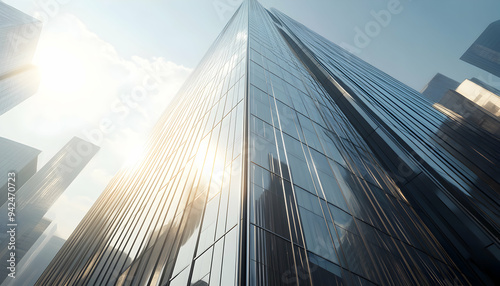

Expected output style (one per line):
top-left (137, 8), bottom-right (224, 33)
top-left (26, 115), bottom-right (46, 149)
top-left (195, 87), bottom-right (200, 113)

top-left (123, 145), bottom-right (147, 169)
top-left (34, 45), bottom-right (87, 93)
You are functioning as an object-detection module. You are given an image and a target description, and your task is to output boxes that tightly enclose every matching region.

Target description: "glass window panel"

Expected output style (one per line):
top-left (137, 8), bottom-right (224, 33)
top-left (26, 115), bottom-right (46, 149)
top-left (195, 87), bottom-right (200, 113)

top-left (326, 220), bottom-right (348, 269)
top-left (282, 180), bottom-right (304, 247)
top-left (298, 207), bottom-right (338, 264)
top-left (274, 84), bottom-right (294, 108)
top-left (197, 194), bottom-right (220, 254)
top-left (335, 226), bottom-right (376, 281)
top-left (214, 96), bottom-right (226, 124)
top-left (249, 165), bottom-right (290, 239)
top-left (250, 115), bottom-right (274, 142)
top-left (316, 170), bottom-right (348, 211)
top-left (172, 195), bottom-right (206, 276)
top-left (309, 146), bottom-right (331, 174)
top-left (250, 63), bottom-right (268, 92)
top-left (250, 48), bottom-right (263, 66)
top-left (215, 164), bottom-right (232, 239)
top-left (209, 239), bottom-right (224, 286)
top-left (316, 126), bottom-right (347, 166)
top-left (250, 134), bottom-right (278, 171)
top-left (191, 274), bottom-right (210, 286)
top-left (328, 204), bottom-right (356, 233)
top-left (308, 252), bottom-right (344, 286)
top-left (252, 97), bottom-right (273, 125)
top-left (226, 157), bottom-right (242, 229)
top-left (276, 101), bottom-right (301, 138)
top-left (190, 247), bottom-right (213, 285)
top-left (283, 133), bottom-right (304, 158)
top-left (220, 227), bottom-right (239, 286)
top-left (225, 111), bottom-right (237, 166)
top-left (287, 154), bottom-right (316, 192)
top-left (290, 93), bottom-right (309, 115)
top-left (295, 186), bottom-right (322, 217)
top-left (329, 161), bottom-right (362, 213)
top-left (224, 86), bottom-right (235, 116)
top-left (169, 265), bottom-right (190, 286)
top-left (249, 225), bottom-right (298, 285)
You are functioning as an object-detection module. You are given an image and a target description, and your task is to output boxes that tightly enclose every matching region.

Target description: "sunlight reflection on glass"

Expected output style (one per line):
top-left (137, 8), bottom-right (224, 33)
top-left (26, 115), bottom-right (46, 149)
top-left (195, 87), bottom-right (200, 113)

top-left (123, 144), bottom-right (147, 169)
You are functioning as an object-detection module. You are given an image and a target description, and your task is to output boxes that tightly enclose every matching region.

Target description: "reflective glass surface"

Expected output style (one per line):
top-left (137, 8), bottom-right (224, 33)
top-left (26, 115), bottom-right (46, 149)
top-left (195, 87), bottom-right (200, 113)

top-left (37, 0), bottom-right (497, 285)
top-left (272, 6), bottom-right (498, 284)
top-left (37, 3), bottom-right (248, 285)
top-left (0, 2), bottom-right (41, 115)
top-left (246, 1), bottom-right (472, 285)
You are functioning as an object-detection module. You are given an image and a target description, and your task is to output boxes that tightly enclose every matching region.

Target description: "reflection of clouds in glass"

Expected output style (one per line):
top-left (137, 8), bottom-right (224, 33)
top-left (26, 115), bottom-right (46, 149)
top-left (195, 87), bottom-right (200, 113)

top-left (237, 31), bottom-right (247, 42)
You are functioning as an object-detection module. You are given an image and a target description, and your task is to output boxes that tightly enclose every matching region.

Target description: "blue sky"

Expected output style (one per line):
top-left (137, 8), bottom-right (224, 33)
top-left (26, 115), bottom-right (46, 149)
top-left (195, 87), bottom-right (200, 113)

top-left (0, 0), bottom-right (499, 239)
top-left (6, 0), bottom-right (500, 87)
top-left (19, 0), bottom-right (500, 88)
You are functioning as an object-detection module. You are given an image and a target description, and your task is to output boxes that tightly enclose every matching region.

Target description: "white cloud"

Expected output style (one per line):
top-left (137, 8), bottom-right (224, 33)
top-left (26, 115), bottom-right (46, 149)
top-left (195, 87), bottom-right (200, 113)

top-left (0, 12), bottom-right (192, 162)
top-left (90, 167), bottom-right (114, 186)
top-left (29, 13), bottom-right (191, 139)
top-left (0, 13), bottom-right (193, 239)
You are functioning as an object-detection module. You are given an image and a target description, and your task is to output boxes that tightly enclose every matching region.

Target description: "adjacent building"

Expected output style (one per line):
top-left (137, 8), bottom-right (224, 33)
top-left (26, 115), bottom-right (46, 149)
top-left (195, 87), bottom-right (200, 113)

top-left (0, 137), bottom-right (40, 206)
top-left (0, 2), bottom-right (42, 116)
top-left (421, 74), bottom-right (500, 136)
top-left (456, 78), bottom-right (500, 117)
top-left (1, 222), bottom-right (66, 286)
top-left (420, 73), bottom-right (460, 103)
top-left (461, 20), bottom-right (500, 78)
top-left (0, 137), bottom-right (99, 284)
top-left (37, 1), bottom-right (499, 285)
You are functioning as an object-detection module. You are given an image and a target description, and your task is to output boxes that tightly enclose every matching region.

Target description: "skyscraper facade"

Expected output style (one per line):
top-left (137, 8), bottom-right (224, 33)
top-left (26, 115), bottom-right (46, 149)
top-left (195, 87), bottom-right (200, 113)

top-left (272, 8), bottom-right (499, 284)
top-left (0, 137), bottom-right (99, 283)
top-left (461, 20), bottom-right (500, 78)
top-left (0, 2), bottom-right (41, 116)
top-left (38, 1), bottom-right (499, 285)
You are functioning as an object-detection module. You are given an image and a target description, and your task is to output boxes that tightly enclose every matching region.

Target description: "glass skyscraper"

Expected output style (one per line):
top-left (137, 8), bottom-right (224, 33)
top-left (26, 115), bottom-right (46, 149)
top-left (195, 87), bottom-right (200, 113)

top-left (0, 2), bottom-right (41, 116)
top-left (0, 137), bottom-right (40, 206)
top-left (37, 1), bottom-right (499, 285)
top-left (461, 20), bottom-right (500, 78)
top-left (0, 137), bottom-right (99, 284)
